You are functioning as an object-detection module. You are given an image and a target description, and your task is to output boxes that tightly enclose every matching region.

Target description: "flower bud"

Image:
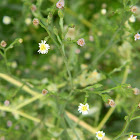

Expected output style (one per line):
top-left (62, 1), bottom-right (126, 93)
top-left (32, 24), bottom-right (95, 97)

top-left (0, 40), bottom-right (7, 47)
top-left (31, 4), bottom-right (37, 12)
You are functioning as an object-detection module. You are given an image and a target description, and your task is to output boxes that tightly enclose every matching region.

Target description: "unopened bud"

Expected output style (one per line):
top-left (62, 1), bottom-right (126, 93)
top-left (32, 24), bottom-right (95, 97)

top-left (31, 4), bottom-right (37, 12)
top-left (58, 9), bottom-right (64, 18)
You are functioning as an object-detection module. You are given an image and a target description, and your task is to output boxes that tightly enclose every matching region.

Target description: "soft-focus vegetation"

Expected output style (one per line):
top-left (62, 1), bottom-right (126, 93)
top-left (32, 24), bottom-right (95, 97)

top-left (0, 0), bottom-right (140, 140)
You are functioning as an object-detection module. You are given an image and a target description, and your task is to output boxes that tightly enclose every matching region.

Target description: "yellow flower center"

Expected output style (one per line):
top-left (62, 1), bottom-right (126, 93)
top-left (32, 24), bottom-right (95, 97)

top-left (131, 138), bottom-right (136, 140)
top-left (98, 133), bottom-right (103, 137)
top-left (40, 44), bottom-right (46, 51)
top-left (81, 105), bottom-right (87, 112)
top-left (92, 71), bottom-right (98, 76)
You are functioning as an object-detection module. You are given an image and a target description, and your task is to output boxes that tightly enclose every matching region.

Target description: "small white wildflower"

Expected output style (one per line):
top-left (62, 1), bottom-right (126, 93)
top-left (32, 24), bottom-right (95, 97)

top-left (108, 99), bottom-right (116, 107)
top-left (7, 120), bottom-right (12, 127)
top-left (78, 103), bottom-right (89, 115)
top-left (101, 9), bottom-right (107, 15)
top-left (77, 38), bottom-right (85, 46)
top-left (131, 6), bottom-right (137, 13)
top-left (96, 131), bottom-right (105, 140)
top-left (129, 15), bottom-right (136, 23)
top-left (133, 88), bottom-right (140, 95)
top-left (4, 100), bottom-right (10, 106)
top-left (42, 89), bottom-right (48, 95)
top-left (128, 135), bottom-right (137, 140)
top-left (134, 33), bottom-right (140, 41)
top-left (25, 18), bottom-right (32, 25)
top-left (38, 40), bottom-right (50, 54)
top-left (56, 0), bottom-right (64, 9)
top-left (3, 16), bottom-right (11, 25)
top-left (0, 40), bottom-right (7, 47)
top-left (33, 18), bottom-right (39, 26)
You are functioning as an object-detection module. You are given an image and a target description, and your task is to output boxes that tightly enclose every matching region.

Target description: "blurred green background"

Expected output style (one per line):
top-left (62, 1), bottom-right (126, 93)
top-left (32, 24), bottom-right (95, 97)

top-left (0, 0), bottom-right (140, 140)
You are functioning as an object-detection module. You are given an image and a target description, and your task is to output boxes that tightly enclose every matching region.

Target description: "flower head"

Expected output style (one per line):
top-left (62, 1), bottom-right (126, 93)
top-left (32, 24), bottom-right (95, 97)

top-left (0, 40), bottom-right (7, 47)
top-left (38, 40), bottom-right (50, 54)
top-left (101, 9), bottom-right (107, 15)
top-left (134, 33), bottom-right (140, 41)
top-left (77, 38), bottom-right (85, 46)
top-left (56, 0), bottom-right (64, 9)
top-left (33, 18), bottom-right (39, 26)
top-left (25, 18), bottom-right (31, 25)
top-left (108, 99), bottom-right (116, 107)
top-left (96, 131), bottom-right (105, 140)
top-left (128, 135), bottom-right (137, 140)
top-left (133, 88), bottom-right (140, 95)
top-left (3, 16), bottom-right (11, 25)
top-left (78, 103), bottom-right (89, 115)
top-left (129, 15), bottom-right (136, 23)
top-left (31, 4), bottom-right (37, 12)
top-left (4, 100), bottom-right (10, 106)
top-left (7, 120), bottom-right (12, 127)
top-left (131, 6), bottom-right (137, 13)
top-left (42, 89), bottom-right (48, 95)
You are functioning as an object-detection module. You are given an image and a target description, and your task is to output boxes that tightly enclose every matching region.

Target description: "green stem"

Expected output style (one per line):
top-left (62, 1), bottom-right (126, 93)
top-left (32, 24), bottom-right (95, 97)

top-left (113, 104), bottom-right (138, 140)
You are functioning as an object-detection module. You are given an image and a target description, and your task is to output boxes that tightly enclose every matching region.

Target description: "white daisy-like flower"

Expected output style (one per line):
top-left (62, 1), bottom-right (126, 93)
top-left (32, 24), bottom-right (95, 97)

top-left (128, 135), bottom-right (137, 140)
top-left (134, 33), bottom-right (140, 41)
top-left (56, 0), bottom-right (64, 9)
top-left (78, 103), bottom-right (89, 115)
top-left (3, 16), bottom-right (11, 25)
top-left (38, 40), bottom-right (50, 54)
top-left (96, 131), bottom-right (105, 140)
top-left (129, 15), bottom-right (136, 23)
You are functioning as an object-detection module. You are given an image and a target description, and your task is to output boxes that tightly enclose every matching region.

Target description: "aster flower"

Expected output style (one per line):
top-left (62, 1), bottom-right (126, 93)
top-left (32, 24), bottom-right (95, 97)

top-left (77, 38), bottom-right (85, 46)
top-left (42, 89), bottom-right (48, 95)
top-left (108, 99), bottom-right (116, 107)
top-left (133, 88), bottom-right (140, 95)
top-left (131, 6), bottom-right (137, 13)
top-left (96, 131), bottom-right (105, 140)
top-left (134, 33), bottom-right (140, 41)
top-left (33, 18), bottom-right (39, 26)
top-left (56, 0), bottom-right (64, 9)
top-left (129, 15), bottom-right (136, 23)
top-left (4, 100), bottom-right (10, 106)
top-left (78, 103), bottom-right (89, 115)
top-left (128, 135), bottom-right (137, 140)
top-left (0, 40), bottom-right (7, 47)
top-left (38, 40), bottom-right (50, 54)
top-left (3, 16), bottom-right (11, 25)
